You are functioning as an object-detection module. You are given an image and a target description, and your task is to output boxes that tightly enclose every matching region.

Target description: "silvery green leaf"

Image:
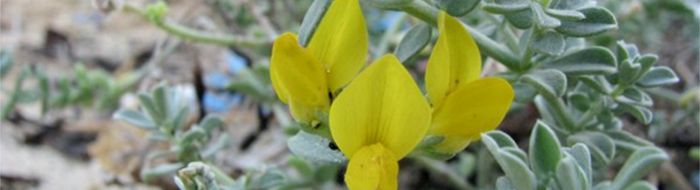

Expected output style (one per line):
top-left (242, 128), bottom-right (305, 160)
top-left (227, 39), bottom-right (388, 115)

top-left (532, 4), bottom-right (561, 28)
top-left (395, 23), bottom-right (432, 62)
top-left (534, 96), bottom-right (558, 125)
top-left (482, 131), bottom-right (519, 149)
top-left (138, 93), bottom-right (162, 124)
top-left (364, 0), bottom-right (412, 8)
top-left (314, 164), bottom-right (340, 182)
top-left (494, 0), bottom-right (530, 8)
top-left (141, 163), bottom-right (184, 182)
top-left (617, 103), bottom-right (653, 124)
top-left (556, 7), bottom-right (617, 37)
top-left (457, 153), bottom-right (477, 177)
top-left (171, 105), bottom-right (189, 131)
top-left (610, 147), bottom-right (668, 190)
top-left (288, 157), bottom-right (314, 177)
top-left (496, 176), bottom-right (517, 190)
top-left (247, 169), bottom-right (285, 190)
top-left (436, 0), bottom-right (480, 16)
top-left (542, 47), bottom-right (617, 75)
top-left (483, 2), bottom-right (530, 14)
top-left (546, 9), bottom-right (586, 21)
top-left (569, 93), bottom-right (591, 111)
top-left (532, 30), bottom-right (565, 55)
top-left (565, 37), bottom-right (586, 50)
top-left (636, 55), bottom-right (658, 72)
top-left (153, 84), bottom-right (169, 116)
top-left (513, 83), bottom-right (538, 103)
top-left (298, 0), bottom-right (331, 46)
top-left (555, 155), bottom-right (589, 190)
top-left (114, 108), bottom-right (157, 129)
top-left (567, 131), bottom-right (615, 166)
top-left (495, 150), bottom-right (537, 190)
top-left (523, 69), bottom-right (567, 98)
top-left (617, 88), bottom-right (653, 107)
top-left (578, 76), bottom-right (613, 94)
top-left (552, 0), bottom-right (595, 10)
top-left (623, 181), bottom-right (656, 190)
top-left (529, 121), bottom-right (562, 178)
top-left (503, 147), bottom-right (528, 163)
top-left (287, 131), bottom-right (346, 164)
top-left (636, 66), bottom-right (679, 88)
top-left (593, 181), bottom-right (612, 190)
top-left (605, 130), bottom-right (654, 152)
top-left (618, 60), bottom-right (642, 84)
top-left (565, 143), bottom-right (592, 184)
top-left (506, 8), bottom-right (534, 29)
top-left (199, 115), bottom-right (224, 132)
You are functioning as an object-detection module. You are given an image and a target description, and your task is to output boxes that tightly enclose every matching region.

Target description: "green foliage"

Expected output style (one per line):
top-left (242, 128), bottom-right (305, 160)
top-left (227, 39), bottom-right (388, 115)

top-left (482, 122), bottom-right (669, 190)
top-left (91, 0), bottom-right (691, 189)
top-left (1, 63), bottom-right (138, 120)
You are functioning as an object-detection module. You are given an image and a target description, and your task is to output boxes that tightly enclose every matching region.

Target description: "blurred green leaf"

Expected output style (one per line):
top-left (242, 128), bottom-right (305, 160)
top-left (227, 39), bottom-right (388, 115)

top-left (555, 155), bottom-right (589, 190)
top-left (532, 30), bottom-right (565, 55)
top-left (542, 47), bottom-right (617, 75)
top-left (610, 147), bottom-right (668, 190)
top-left (617, 103), bottom-right (653, 124)
top-left (287, 131), bottom-right (346, 164)
top-left (623, 181), bottom-right (656, 190)
top-left (529, 121), bottom-right (562, 178)
top-left (545, 9), bottom-right (585, 20)
top-left (556, 7), bottom-right (617, 37)
top-left (496, 150), bottom-right (537, 190)
top-left (395, 23), bottom-right (432, 62)
top-left (114, 108), bottom-right (157, 129)
top-left (523, 69), bottom-right (568, 98)
top-left (298, 0), bottom-right (331, 46)
top-left (636, 66), bottom-right (679, 88)
top-left (436, 0), bottom-right (480, 16)
top-left (567, 131), bottom-right (616, 166)
top-left (532, 4), bottom-right (561, 28)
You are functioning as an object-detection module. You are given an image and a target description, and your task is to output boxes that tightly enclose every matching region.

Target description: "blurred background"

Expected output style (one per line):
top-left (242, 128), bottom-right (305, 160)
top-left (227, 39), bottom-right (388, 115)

top-left (0, 0), bottom-right (698, 189)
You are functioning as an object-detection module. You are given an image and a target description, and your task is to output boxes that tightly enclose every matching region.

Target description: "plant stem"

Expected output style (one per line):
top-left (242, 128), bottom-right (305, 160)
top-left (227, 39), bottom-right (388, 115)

top-left (398, 1), bottom-right (520, 69)
top-left (123, 4), bottom-right (270, 47)
top-left (411, 156), bottom-right (474, 190)
top-left (541, 94), bottom-right (576, 131)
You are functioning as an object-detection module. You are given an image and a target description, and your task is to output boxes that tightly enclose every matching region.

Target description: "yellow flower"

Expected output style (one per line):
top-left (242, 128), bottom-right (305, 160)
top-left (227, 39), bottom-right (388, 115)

top-left (425, 12), bottom-right (515, 154)
top-left (270, 0), bottom-right (368, 126)
top-left (330, 55), bottom-right (431, 190)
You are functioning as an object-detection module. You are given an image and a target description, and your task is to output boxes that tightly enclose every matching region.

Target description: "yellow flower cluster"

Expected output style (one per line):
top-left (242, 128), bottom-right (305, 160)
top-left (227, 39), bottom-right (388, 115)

top-left (270, 0), bottom-right (514, 189)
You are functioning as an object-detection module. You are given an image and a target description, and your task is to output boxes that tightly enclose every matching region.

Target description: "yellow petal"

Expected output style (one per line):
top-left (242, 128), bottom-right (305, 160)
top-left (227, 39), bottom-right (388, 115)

top-left (345, 144), bottom-right (398, 190)
top-left (430, 77), bottom-right (514, 153)
top-left (425, 11), bottom-right (482, 107)
top-left (330, 54), bottom-right (431, 159)
top-left (307, 0), bottom-right (368, 93)
top-left (270, 32), bottom-right (329, 123)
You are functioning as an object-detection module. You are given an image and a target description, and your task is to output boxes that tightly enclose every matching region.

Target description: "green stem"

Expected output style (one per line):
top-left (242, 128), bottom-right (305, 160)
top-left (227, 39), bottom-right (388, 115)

top-left (541, 94), bottom-right (576, 131)
top-left (123, 4), bottom-right (269, 47)
top-left (411, 156), bottom-right (474, 190)
top-left (575, 99), bottom-right (604, 128)
top-left (398, 1), bottom-right (520, 69)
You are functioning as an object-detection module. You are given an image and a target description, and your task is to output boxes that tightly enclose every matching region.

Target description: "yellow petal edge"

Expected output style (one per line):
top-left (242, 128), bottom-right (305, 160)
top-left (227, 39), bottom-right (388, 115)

top-left (270, 32), bottom-right (329, 123)
top-left (307, 0), bottom-right (369, 93)
top-left (430, 77), bottom-right (514, 153)
top-left (425, 11), bottom-right (482, 107)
